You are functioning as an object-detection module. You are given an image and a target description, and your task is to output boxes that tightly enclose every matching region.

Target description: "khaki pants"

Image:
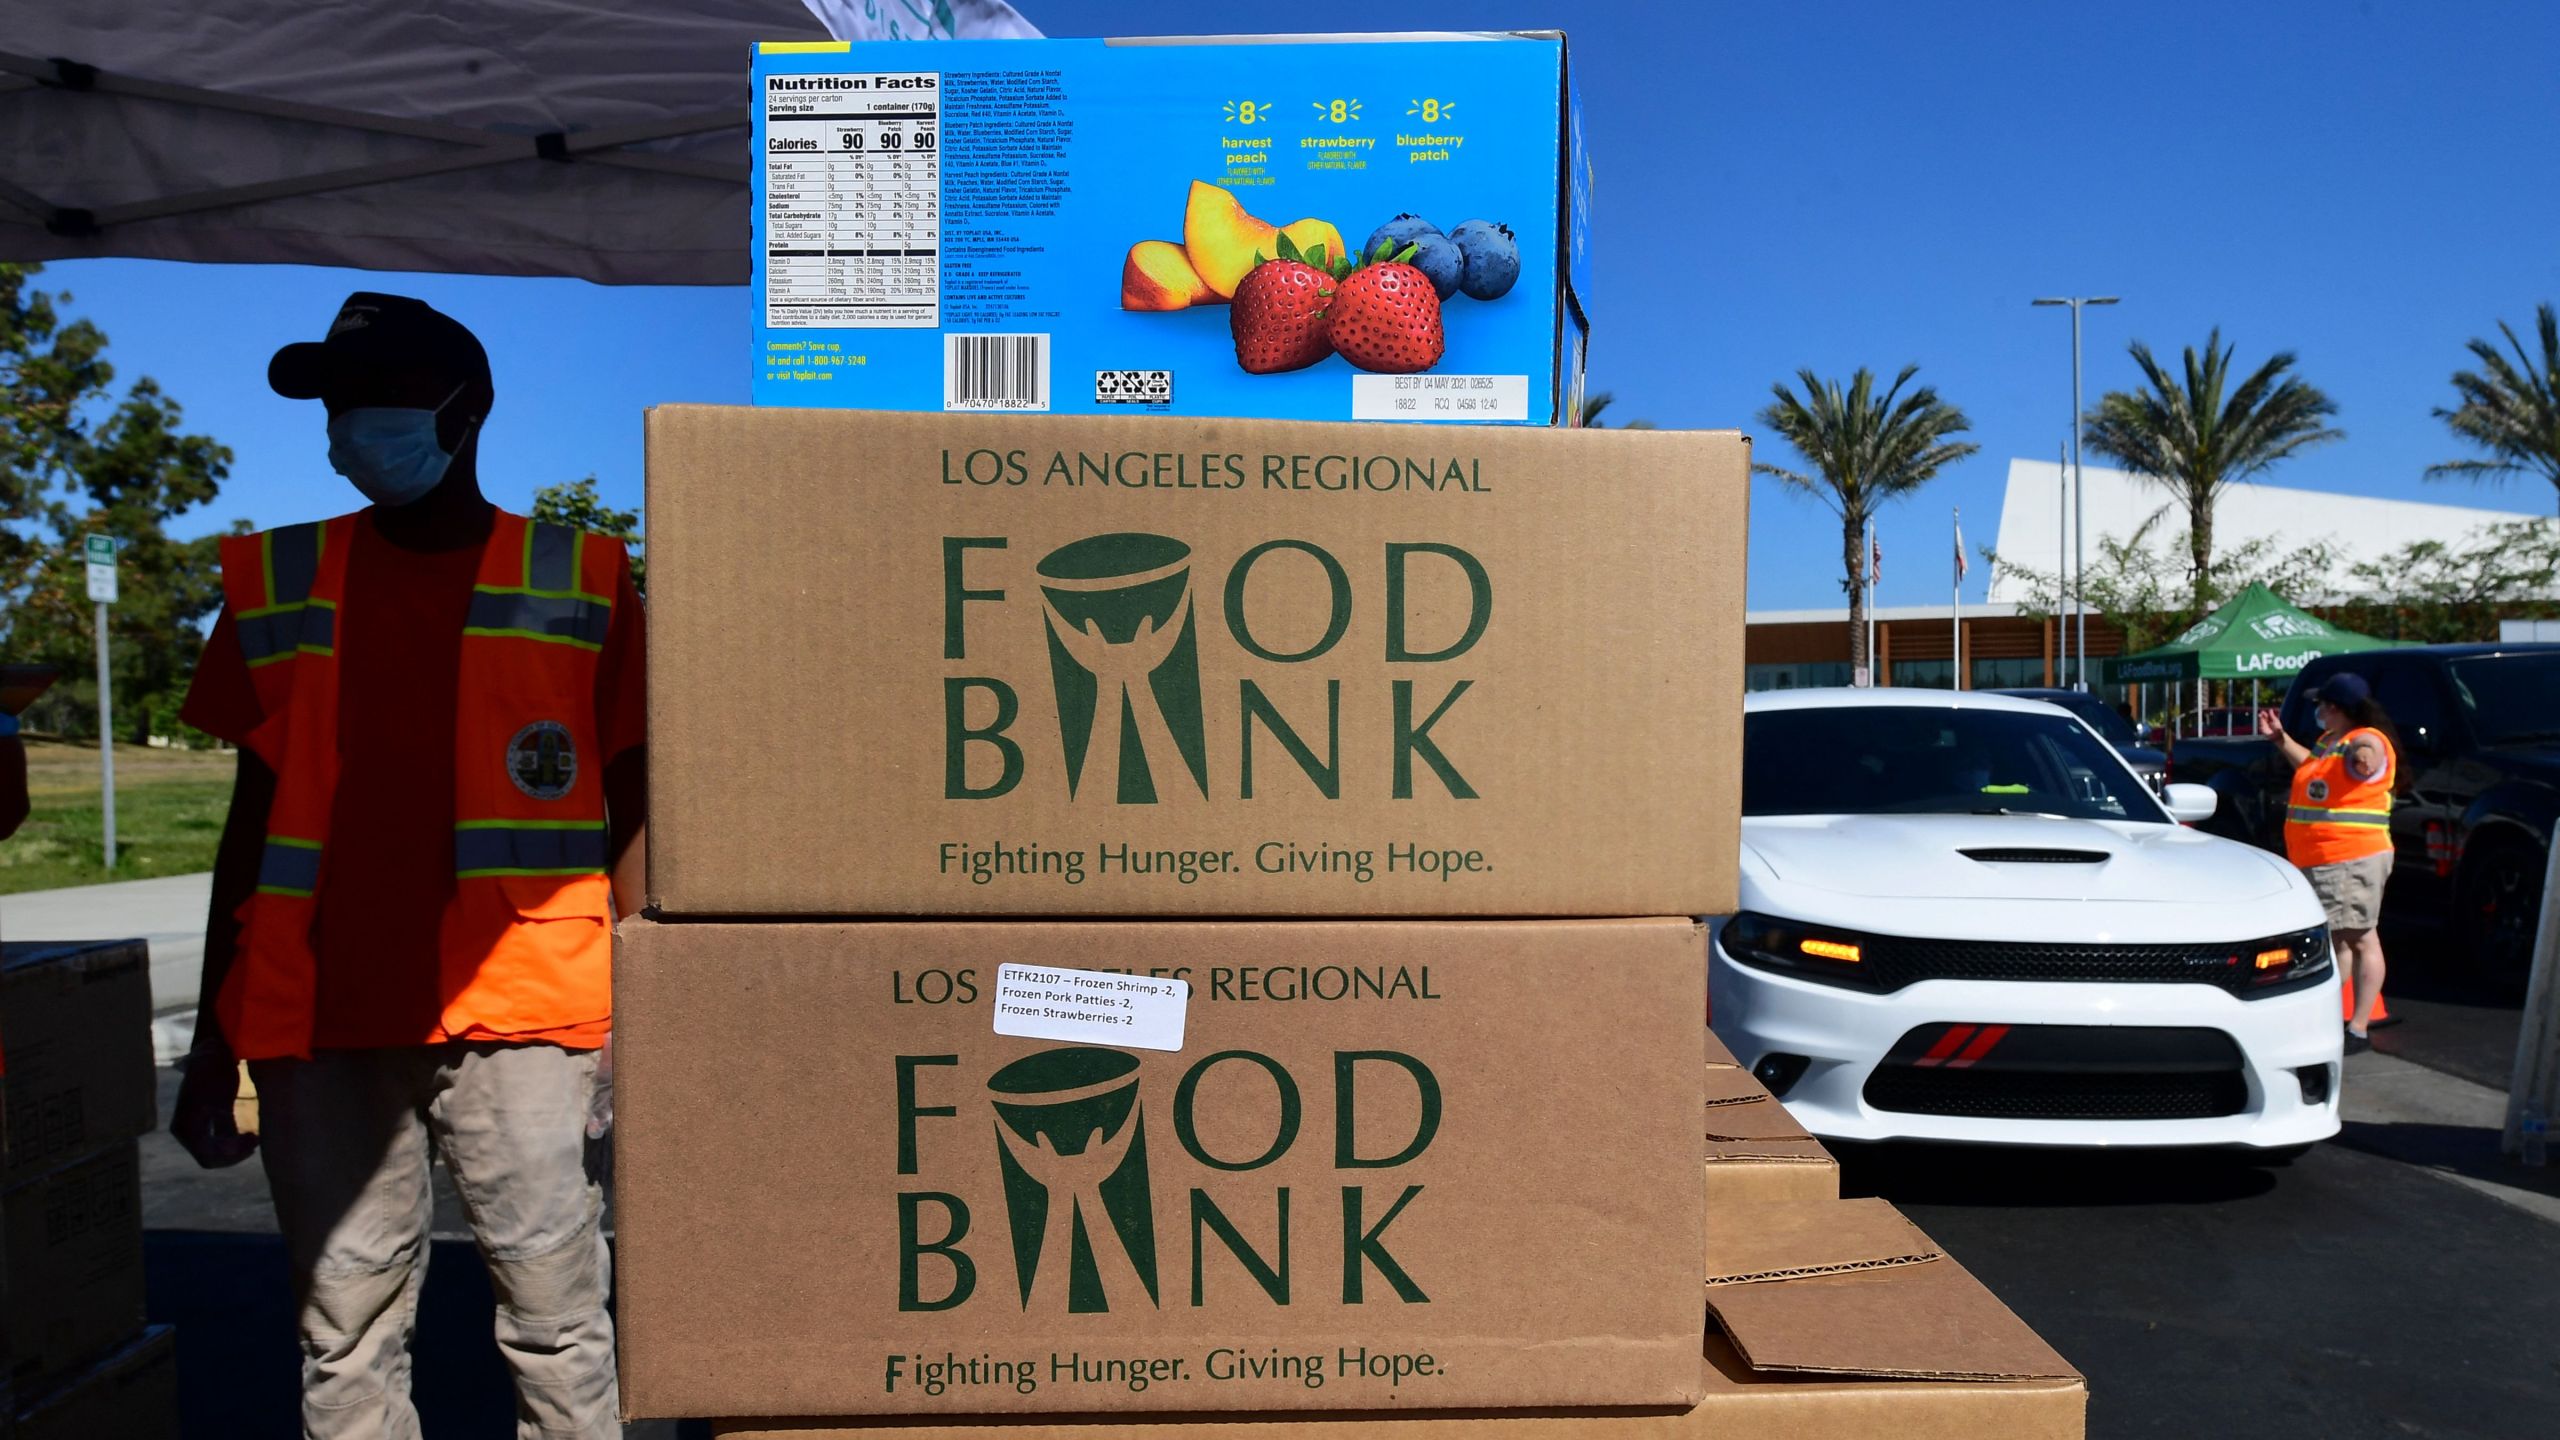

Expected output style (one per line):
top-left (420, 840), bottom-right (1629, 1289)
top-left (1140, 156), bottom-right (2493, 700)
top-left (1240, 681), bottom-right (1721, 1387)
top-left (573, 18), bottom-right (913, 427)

top-left (250, 1043), bottom-right (617, 1440)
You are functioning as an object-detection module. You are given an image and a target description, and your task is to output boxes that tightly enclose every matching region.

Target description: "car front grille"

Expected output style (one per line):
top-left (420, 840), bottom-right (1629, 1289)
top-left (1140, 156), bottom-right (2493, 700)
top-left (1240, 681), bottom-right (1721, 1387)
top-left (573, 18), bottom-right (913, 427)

top-left (1859, 932), bottom-right (2324, 995)
top-left (1862, 1023), bottom-right (2250, 1121)
top-left (1864, 1067), bottom-right (2248, 1120)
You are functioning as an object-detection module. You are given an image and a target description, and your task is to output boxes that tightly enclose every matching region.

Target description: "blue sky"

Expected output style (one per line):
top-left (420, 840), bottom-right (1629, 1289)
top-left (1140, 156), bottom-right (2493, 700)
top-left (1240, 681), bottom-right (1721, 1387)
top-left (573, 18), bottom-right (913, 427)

top-left (40, 0), bottom-right (2560, 610)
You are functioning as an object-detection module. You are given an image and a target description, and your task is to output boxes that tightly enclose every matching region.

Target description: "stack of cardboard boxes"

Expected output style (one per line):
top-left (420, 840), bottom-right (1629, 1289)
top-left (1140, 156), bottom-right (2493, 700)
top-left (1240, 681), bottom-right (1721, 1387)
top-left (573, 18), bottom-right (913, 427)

top-left (621, 404), bottom-right (2083, 1439)
top-left (613, 29), bottom-right (2083, 1440)
top-left (0, 941), bottom-right (178, 1439)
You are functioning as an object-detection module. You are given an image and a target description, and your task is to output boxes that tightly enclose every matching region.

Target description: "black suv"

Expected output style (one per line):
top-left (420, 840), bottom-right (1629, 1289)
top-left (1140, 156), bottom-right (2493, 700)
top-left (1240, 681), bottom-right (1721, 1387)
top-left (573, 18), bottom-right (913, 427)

top-left (2167, 644), bottom-right (2560, 978)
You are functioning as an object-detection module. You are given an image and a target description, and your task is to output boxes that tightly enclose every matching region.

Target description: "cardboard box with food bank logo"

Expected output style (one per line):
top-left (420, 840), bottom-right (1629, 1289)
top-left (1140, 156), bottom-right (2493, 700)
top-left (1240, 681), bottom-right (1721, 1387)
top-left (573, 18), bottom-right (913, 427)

top-left (612, 919), bottom-right (1708, 1419)
top-left (641, 406), bottom-right (1746, 918)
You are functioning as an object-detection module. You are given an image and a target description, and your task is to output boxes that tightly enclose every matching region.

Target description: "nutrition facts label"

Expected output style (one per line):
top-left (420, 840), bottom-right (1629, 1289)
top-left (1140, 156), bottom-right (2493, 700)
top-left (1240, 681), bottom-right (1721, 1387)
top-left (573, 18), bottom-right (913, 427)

top-left (762, 72), bottom-right (941, 329)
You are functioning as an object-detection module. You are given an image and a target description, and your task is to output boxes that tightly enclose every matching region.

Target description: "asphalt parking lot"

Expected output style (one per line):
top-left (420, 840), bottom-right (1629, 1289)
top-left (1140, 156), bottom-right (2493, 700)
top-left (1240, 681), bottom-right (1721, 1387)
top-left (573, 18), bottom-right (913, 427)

top-left (1846, 923), bottom-right (2560, 1440)
top-left (136, 923), bottom-right (2555, 1439)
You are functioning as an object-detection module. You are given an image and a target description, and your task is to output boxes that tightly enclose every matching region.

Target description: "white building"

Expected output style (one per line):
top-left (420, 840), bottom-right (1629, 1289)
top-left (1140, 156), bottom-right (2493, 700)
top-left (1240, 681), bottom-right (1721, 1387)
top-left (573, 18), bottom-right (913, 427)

top-left (1985, 459), bottom-right (2543, 604)
top-left (1744, 461), bottom-right (2549, 692)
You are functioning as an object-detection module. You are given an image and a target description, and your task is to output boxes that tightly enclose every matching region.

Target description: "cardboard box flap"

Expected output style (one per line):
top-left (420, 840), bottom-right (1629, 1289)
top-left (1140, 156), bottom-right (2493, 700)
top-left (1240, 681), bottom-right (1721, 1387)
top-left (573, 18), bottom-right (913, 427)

top-left (1701, 1066), bottom-right (1769, 1106)
top-left (1703, 1030), bottom-right (1742, 1070)
top-left (1708, 1255), bottom-right (2079, 1382)
top-left (1702, 1198), bottom-right (1938, 1287)
top-left (1700, 1095), bottom-right (1815, 1143)
top-left (1702, 1136), bottom-right (1834, 1165)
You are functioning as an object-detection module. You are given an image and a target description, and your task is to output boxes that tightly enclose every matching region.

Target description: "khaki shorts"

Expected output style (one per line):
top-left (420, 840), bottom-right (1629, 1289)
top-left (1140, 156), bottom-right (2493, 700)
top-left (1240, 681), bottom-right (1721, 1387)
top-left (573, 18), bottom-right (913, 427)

top-left (2308, 851), bottom-right (2393, 932)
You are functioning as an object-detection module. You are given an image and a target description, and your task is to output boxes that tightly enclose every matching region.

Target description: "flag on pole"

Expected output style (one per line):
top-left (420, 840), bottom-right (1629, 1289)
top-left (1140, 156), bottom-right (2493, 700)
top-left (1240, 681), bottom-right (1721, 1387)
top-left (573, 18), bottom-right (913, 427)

top-left (802, 0), bottom-right (1043, 41)
top-left (1870, 531), bottom-right (1883, 587)
top-left (1954, 511), bottom-right (1968, 584)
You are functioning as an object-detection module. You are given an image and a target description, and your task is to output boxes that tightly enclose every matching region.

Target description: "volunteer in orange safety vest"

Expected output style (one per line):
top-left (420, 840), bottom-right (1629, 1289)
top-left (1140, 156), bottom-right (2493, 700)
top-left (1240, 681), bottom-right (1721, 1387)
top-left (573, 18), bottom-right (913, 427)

top-left (2262, 671), bottom-right (2400, 1054)
top-left (168, 293), bottom-right (644, 1440)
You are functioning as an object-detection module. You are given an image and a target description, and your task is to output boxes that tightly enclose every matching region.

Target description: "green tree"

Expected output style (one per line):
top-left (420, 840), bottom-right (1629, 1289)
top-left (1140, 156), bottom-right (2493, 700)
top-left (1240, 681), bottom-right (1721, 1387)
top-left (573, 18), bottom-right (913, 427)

top-left (1755, 365), bottom-right (1978, 678)
top-left (1578, 390), bottom-right (1655, 430)
top-left (2425, 303), bottom-right (2560, 516)
top-left (531, 473), bottom-right (644, 592)
top-left (1988, 507), bottom-right (2338, 660)
top-left (2, 264), bottom-right (236, 742)
top-left (2333, 519), bottom-right (2560, 644)
top-left (2081, 329), bottom-right (2342, 607)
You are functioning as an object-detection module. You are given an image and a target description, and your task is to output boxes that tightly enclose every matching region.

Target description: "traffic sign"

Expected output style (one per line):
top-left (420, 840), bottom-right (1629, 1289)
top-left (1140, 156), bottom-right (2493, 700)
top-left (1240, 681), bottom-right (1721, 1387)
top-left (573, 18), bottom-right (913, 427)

top-left (84, 534), bottom-right (118, 605)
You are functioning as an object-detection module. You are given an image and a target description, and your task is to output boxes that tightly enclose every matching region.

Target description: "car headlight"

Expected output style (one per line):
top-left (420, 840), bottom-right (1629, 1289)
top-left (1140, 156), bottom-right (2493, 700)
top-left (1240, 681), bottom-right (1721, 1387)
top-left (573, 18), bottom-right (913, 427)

top-left (2239, 925), bottom-right (2333, 997)
top-left (1717, 911), bottom-right (1884, 991)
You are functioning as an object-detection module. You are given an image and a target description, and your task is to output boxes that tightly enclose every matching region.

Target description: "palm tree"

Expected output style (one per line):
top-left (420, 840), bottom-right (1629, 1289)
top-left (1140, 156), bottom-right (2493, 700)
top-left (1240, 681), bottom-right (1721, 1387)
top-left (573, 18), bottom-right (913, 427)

top-left (1579, 390), bottom-right (1655, 429)
top-left (2426, 303), bottom-right (2560, 515)
top-left (2080, 330), bottom-right (2342, 606)
top-left (1755, 366), bottom-right (1978, 681)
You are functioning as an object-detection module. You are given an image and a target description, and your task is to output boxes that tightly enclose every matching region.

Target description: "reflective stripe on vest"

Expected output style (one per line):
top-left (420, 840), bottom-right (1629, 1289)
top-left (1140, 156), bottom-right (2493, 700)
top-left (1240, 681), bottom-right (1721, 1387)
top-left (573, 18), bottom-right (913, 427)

top-left (240, 599), bottom-right (336, 666)
top-left (265, 521), bottom-right (321, 608)
top-left (257, 837), bottom-right (322, 897)
top-left (453, 821), bottom-right (609, 878)
top-left (2287, 806), bottom-right (2389, 827)
top-left (462, 590), bottom-right (609, 649)
top-left (240, 524), bottom-right (335, 667)
top-left (466, 523), bottom-right (607, 650)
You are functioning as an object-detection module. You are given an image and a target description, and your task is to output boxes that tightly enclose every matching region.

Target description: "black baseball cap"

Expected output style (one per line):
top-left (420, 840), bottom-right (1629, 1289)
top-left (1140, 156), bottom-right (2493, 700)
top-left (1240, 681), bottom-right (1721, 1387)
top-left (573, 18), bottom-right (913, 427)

top-left (268, 292), bottom-right (493, 410)
top-left (2316, 672), bottom-right (2372, 710)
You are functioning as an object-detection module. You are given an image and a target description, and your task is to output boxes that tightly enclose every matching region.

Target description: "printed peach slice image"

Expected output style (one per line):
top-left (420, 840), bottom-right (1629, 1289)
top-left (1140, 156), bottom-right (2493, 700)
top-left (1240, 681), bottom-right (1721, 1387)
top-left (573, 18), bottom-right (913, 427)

top-left (1120, 240), bottom-right (1217, 311)
top-left (1183, 180), bottom-right (1281, 298)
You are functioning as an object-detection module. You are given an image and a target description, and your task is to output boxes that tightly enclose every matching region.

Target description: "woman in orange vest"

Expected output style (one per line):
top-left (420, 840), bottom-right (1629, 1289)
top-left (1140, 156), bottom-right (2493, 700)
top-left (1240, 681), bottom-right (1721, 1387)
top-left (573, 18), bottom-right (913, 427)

top-left (2261, 672), bottom-right (2400, 1053)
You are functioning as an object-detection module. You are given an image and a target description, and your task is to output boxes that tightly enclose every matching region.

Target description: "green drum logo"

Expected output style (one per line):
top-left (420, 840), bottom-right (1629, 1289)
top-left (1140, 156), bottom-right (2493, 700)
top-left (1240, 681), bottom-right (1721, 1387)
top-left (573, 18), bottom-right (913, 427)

top-left (989, 1047), bottom-right (1161, 1312)
top-left (1036, 533), bottom-right (1210, 803)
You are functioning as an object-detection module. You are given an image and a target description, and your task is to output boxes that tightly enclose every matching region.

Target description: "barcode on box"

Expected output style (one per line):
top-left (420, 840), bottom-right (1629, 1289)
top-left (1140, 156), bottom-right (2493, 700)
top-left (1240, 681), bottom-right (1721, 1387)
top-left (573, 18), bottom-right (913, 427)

top-left (944, 334), bottom-right (1050, 411)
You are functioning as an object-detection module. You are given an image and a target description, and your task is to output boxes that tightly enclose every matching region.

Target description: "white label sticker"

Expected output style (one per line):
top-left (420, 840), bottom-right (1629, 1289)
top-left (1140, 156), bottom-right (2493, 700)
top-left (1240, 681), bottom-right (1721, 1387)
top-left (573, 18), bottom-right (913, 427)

top-left (993, 964), bottom-right (1190, 1052)
top-left (1352, 373), bottom-right (1533, 422)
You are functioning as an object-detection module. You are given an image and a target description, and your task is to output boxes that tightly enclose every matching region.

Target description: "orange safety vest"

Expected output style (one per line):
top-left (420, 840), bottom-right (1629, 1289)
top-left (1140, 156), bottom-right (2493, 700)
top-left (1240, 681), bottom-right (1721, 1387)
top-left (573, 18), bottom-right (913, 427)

top-left (214, 510), bottom-right (624, 1061)
top-left (2285, 726), bottom-right (2395, 868)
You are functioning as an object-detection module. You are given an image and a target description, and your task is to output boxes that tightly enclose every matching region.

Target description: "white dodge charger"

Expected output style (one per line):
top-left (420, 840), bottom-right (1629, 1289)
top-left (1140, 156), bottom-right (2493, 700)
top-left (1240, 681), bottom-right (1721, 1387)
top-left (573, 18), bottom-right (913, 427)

top-left (1711, 689), bottom-right (2343, 1151)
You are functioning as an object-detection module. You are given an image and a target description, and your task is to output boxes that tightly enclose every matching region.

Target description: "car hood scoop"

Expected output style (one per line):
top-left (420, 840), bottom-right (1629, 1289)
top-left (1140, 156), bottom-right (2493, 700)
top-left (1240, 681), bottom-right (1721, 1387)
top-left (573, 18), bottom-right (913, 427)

top-left (1958, 847), bottom-right (2110, 865)
top-left (1743, 814), bottom-right (2292, 902)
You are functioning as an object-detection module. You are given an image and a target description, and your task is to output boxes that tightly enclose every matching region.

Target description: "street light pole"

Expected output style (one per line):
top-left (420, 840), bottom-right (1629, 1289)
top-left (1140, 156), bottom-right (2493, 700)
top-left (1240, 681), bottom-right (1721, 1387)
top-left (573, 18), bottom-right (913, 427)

top-left (2057, 441), bottom-right (2069, 687)
top-left (2033, 295), bottom-right (2119, 690)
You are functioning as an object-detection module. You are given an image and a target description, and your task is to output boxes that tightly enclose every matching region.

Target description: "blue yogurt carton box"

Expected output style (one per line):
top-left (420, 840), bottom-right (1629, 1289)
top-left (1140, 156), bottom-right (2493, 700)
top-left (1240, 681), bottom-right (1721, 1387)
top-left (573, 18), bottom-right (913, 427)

top-left (753, 32), bottom-right (1589, 424)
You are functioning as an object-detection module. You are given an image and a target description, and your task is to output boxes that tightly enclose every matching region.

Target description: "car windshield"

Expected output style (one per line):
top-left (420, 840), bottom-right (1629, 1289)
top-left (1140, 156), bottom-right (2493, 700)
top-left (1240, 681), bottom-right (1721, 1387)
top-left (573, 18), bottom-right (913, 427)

top-left (2448, 655), bottom-right (2560, 746)
top-left (2049, 693), bottom-right (2137, 745)
top-left (1744, 704), bottom-right (2170, 822)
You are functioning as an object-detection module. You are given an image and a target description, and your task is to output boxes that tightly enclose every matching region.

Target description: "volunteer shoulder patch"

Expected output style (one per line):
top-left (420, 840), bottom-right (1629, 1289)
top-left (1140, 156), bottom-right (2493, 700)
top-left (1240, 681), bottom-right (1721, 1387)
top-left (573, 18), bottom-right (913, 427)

top-left (507, 720), bottom-right (578, 800)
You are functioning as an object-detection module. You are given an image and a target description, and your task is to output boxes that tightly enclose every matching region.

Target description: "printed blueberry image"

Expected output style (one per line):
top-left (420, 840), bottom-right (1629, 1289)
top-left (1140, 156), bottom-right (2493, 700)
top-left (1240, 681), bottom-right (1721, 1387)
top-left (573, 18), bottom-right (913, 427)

top-left (1404, 232), bottom-right (1465, 300)
top-left (1363, 213), bottom-right (1440, 263)
top-left (1449, 220), bottom-right (1521, 300)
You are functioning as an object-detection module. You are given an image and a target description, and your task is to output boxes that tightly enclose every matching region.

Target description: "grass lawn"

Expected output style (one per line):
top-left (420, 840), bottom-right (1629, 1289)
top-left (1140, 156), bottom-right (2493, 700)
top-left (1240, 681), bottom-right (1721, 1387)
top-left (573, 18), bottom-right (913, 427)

top-left (2, 737), bottom-right (237, 894)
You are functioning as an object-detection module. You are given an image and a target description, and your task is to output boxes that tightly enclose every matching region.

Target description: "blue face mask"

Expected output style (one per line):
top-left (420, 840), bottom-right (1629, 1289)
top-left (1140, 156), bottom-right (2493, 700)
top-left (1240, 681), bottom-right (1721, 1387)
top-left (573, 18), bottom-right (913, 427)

top-left (326, 384), bottom-right (471, 507)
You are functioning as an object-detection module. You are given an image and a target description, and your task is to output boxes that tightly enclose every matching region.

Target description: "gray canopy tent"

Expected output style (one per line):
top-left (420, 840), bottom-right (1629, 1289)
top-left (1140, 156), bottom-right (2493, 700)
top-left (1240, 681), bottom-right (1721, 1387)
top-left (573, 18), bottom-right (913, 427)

top-left (0, 1), bottom-right (847, 285)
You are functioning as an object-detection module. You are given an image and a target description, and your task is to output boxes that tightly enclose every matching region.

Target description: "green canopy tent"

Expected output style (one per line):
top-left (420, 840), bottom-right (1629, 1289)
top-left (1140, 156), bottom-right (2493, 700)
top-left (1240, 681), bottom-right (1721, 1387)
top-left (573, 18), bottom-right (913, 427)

top-left (2104, 583), bottom-right (2394, 731)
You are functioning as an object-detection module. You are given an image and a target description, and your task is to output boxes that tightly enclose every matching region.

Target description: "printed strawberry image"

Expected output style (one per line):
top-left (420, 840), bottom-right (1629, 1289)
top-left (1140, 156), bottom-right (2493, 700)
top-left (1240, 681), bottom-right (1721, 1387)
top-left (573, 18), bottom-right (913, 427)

top-left (1329, 240), bottom-right (1447, 374)
top-left (1228, 232), bottom-right (1340, 374)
